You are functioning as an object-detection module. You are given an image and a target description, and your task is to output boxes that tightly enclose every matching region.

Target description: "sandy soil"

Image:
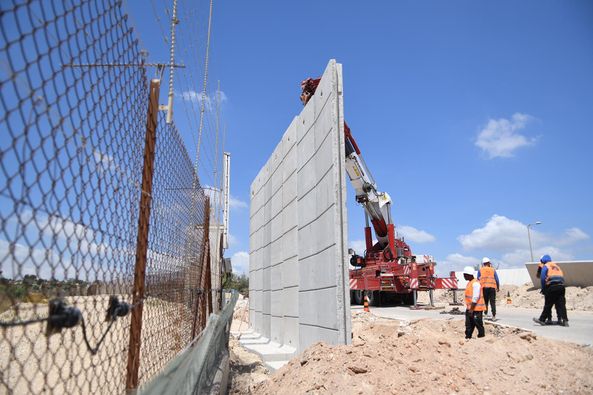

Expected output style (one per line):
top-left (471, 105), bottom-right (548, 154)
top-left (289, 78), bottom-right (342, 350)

top-left (228, 336), bottom-right (270, 394)
top-left (0, 295), bottom-right (193, 394)
top-left (416, 284), bottom-right (593, 311)
top-left (502, 284), bottom-right (593, 311)
top-left (253, 311), bottom-right (593, 395)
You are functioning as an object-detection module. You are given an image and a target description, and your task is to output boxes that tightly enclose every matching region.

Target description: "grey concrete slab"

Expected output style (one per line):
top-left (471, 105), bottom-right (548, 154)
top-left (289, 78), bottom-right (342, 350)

top-left (356, 305), bottom-right (593, 346)
top-left (526, 261), bottom-right (593, 288)
top-left (248, 60), bottom-right (351, 360)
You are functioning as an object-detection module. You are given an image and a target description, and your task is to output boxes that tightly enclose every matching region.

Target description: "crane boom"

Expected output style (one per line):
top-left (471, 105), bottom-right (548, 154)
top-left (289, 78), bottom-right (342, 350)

top-left (300, 72), bottom-right (458, 306)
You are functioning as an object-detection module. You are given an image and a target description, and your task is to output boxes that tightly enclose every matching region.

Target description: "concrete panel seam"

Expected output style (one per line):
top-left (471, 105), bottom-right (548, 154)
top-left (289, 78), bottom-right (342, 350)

top-left (297, 203), bottom-right (336, 231)
top-left (298, 89), bottom-right (334, 142)
top-left (297, 163), bottom-right (333, 203)
top-left (299, 322), bottom-right (339, 331)
top-left (296, 126), bottom-right (333, 173)
top-left (299, 284), bottom-right (337, 293)
top-left (297, 242), bottom-right (336, 262)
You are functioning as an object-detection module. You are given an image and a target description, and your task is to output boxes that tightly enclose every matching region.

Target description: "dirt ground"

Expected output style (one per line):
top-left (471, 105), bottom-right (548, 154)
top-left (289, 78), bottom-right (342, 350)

top-left (228, 296), bottom-right (271, 394)
top-left (230, 307), bottom-right (593, 395)
top-left (416, 284), bottom-right (593, 311)
top-left (0, 295), bottom-right (193, 394)
top-left (229, 336), bottom-right (270, 394)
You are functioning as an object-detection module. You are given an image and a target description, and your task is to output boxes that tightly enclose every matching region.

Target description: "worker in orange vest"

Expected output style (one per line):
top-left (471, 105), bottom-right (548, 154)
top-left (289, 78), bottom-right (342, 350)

top-left (462, 266), bottom-right (486, 339)
top-left (534, 255), bottom-right (569, 326)
top-left (477, 257), bottom-right (500, 320)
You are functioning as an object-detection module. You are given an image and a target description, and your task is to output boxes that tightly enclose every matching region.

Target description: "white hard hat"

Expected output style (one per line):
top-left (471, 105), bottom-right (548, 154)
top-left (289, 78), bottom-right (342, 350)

top-left (463, 266), bottom-right (475, 276)
top-left (482, 257), bottom-right (491, 264)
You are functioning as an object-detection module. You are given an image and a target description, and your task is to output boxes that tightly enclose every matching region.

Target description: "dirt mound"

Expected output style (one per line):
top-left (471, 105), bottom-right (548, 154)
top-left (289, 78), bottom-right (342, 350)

top-left (254, 311), bottom-right (593, 395)
top-left (416, 284), bottom-right (593, 311)
top-left (503, 284), bottom-right (593, 311)
top-left (231, 297), bottom-right (250, 333)
top-left (228, 337), bottom-right (269, 394)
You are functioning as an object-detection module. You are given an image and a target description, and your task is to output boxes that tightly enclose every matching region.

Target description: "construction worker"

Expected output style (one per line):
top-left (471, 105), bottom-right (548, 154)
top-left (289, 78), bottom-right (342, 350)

top-left (535, 256), bottom-right (552, 324)
top-left (477, 257), bottom-right (500, 319)
top-left (534, 255), bottom-right (569, 327)
top-left (463, 266), bottom-right (486, 339)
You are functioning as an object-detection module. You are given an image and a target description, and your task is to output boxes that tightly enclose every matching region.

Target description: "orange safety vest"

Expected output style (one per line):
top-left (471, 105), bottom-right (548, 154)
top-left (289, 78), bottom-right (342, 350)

top-left (479, 266), bottom-right (497, 289)
top-left (465, 279), bottom-right (486, 311)
top-left (545, 262), bottom-right (565, 285)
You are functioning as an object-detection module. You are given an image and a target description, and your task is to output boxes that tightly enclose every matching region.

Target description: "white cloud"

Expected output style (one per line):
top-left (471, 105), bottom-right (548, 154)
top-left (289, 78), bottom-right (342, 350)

top-left (231, 251), bottom-right (249, 276)
top-left (229, 195), bottom-right (247, 210)
top-left (437, 253), bottom-right (480, 275)
top-left (455, 214), bottom-right (590, 268)
top-left (397, 225), bottom-right (436, 243)
top-left (442, 253), bottom-right (479, 267)
top-left (458, 214), bottom-right (531, 251)
top-left (558, 227), bottom-right (589, 245)
top-left (0, 239), bottom-right (65, 279)
top-left (203, 186), bottom-right (246, 211)
top-left (475, 113), bottom-right (537, 158)
top-left (176, 90), bottom-right (228, 112)
top-left (92, 149), bottom-right (116, 172)
top-left (500, 246), bottom-right (573, 266)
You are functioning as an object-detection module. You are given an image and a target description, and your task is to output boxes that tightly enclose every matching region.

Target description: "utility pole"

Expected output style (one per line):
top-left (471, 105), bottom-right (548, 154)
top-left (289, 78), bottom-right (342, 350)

top-left (222, 152), bottom-right (230, 250)
top-left (165, 0), bottom-right (179, 124)
top-left (527, 221), bottom-right (542, 262)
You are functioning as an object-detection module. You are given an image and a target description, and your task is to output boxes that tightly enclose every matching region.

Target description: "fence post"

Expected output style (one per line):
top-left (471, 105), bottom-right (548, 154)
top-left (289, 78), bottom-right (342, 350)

top-left (126, 78), bottom-right (161, 391)
top-left (191, 197), bottom-right (210, 338)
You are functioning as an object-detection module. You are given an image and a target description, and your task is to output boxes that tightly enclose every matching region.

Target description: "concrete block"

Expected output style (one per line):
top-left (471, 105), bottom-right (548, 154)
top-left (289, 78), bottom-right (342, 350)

top-left (281, 226), bottom-right (298, 262)
top-left (298, 325), bottom-right (339, 353)
top-left (297, 208), bottom-right (336, 260)
top-left (282, 284), bottom-right (299, 317)
top-left (526, 261), bottom-right (593, 288)
top-left (270, 263), bottom-right (282, 291)
top-left (282, 255), bottom-right (299, 288)
top-left (249, 59), bottom-right (350, 360)
top-left (270, 317), bottom-right (284, 345)
top-left (282, 315), bottom-right (299, 349)
top-left (299, 286), bottom-right (338, 330)
top-left (299, 245), bottom-right (339, 291)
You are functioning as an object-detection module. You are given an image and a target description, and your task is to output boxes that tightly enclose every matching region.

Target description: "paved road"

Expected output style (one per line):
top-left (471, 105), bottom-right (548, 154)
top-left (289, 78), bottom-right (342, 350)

top-left (352, 304), bottom-right (593, 346)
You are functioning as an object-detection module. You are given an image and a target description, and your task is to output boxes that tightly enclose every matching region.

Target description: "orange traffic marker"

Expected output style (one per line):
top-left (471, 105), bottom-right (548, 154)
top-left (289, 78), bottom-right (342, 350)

top-left (363, 295), bottom-right (370, 312)
top-left (506, 291), bottom-right (512, 304)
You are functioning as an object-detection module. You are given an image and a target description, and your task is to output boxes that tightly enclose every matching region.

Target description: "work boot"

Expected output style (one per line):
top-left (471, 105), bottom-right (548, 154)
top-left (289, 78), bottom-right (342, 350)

top-left (533, 317), bottom-right (546, 325)
top-left (545, 319), bottom-right (553, 325)
top-left (559, 319), bottom-right (569, 327)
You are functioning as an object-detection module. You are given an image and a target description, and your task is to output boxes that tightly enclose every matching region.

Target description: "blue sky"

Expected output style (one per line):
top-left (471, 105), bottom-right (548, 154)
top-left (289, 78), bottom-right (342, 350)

top-left (126, 1), bottom-right (593, 275)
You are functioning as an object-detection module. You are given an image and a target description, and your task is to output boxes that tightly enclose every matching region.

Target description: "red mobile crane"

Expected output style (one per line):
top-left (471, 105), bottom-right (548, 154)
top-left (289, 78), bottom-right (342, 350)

top-left (301, 77), bottom-right (458, 307)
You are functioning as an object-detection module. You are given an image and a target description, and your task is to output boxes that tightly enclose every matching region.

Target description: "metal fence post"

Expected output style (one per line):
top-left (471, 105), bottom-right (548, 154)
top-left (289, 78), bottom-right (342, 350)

top-left (192, 197), bottom-right (210, 339)
top-left (126, 78), bottom-right (161, 391)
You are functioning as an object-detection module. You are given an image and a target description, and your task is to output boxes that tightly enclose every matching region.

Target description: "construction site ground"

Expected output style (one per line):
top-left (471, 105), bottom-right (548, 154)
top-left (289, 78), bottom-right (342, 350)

top-left (229, 286), bottom-right (593, 394)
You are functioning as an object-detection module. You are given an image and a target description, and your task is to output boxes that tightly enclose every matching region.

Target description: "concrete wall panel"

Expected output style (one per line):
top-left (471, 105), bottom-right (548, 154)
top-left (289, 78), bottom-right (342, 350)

top-left (249, 60), bottom-right (351, 355)
top-left (526, 261), bottom-right (593, 288)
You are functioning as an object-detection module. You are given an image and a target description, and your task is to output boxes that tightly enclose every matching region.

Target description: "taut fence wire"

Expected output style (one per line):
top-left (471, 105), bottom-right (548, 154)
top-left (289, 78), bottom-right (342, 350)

top-left (0, 0), bottom-right (213, 392)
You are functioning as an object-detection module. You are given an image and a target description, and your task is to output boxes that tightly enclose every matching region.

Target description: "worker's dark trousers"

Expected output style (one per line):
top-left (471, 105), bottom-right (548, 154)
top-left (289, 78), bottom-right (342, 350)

top-left (483, 287), bottom-right (496, 317)
top-left (539, 284), bottom-right (568, 322)
top-left (465, 311), bottom-right (485, 339)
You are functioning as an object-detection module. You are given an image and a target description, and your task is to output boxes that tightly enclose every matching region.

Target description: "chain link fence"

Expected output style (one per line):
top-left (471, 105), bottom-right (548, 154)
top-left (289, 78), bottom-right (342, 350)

top-left (0, 0), bottom-right (214, 393)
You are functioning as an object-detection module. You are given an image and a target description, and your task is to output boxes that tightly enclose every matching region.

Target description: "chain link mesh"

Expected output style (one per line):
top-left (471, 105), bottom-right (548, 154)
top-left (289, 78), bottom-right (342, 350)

top-left (0, 0), bottom-right (212, 392)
